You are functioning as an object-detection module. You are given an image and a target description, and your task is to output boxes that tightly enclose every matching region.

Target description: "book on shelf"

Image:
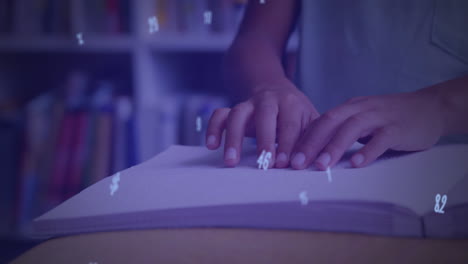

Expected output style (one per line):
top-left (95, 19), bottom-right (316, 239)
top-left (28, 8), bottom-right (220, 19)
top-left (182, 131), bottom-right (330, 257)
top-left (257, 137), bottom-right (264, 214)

top-left (0, 0), bottom-right (14, 34)
top-left (77, 0), bottom-right (131, 35)
top-left (89, 81), bottom-right (114, 186)
top-left (0, 110), bottom-right (23, 237)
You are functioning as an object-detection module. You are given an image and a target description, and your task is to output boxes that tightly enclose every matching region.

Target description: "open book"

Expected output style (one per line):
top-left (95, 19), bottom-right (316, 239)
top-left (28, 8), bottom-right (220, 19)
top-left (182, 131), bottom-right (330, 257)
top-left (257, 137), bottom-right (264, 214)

top-left (32, 143), bottom-right (468, 239)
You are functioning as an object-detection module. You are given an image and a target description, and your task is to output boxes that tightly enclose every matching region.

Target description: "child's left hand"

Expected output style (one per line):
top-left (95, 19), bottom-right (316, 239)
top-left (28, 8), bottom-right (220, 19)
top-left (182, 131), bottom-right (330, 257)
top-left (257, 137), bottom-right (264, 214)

top-left (290, 89), bottom-right (446, 170)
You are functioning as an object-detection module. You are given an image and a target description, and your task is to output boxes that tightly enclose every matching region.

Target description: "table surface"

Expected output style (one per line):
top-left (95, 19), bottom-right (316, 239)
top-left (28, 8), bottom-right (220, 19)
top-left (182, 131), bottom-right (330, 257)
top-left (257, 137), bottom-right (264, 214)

top-left (12, 229), bottom-right (468, 264)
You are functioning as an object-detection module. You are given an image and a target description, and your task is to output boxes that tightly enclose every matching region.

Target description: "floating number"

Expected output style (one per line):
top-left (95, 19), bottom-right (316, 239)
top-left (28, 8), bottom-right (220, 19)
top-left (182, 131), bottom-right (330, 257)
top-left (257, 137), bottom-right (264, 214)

top-left (326, 166), bottom-right (332, 183)
top-left (196, 116), bottom-right (202, 132)
top-left (110, 172), bottom-right (121, 196)
top-left (257, 150), bottom-right (272, 170)
top-left (148, 16), bottom-right (159, 34)
top-left (434, 193), bottom-right (447, 214)
top-left (299, 191), bottom-right (309, 205)
top-left (203, 10), bottom-right (212, 25)
top-left (76, 32), bottom-right (84, 45)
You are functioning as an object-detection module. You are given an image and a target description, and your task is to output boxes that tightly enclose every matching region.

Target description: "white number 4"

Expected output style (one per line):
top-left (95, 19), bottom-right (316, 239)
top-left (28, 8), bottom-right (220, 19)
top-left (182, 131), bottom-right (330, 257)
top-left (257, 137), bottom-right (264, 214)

top-left (257, 150), bottom-right (272, 170)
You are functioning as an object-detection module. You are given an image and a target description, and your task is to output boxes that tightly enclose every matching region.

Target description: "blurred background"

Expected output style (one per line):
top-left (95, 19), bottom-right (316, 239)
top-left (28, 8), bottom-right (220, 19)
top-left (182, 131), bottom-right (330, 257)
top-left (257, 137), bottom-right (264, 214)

top-left (0, 0), bottom-right (299, 261)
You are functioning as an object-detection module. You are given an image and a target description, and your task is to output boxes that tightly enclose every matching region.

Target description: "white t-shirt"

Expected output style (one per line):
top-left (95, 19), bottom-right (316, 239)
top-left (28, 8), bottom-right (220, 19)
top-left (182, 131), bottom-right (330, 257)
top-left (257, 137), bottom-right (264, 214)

top-left (297, 0), bottom-right (468, 114)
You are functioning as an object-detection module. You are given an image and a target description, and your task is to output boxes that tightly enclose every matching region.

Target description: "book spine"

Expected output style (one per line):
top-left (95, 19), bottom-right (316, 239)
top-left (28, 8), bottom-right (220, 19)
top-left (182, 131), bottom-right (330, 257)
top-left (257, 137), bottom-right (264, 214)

top-left (0, 113), bottom-right (22, 237)
top-left (43, 0), bottom-right (58, 34)
top-left (64, 111), bottom-right (88, 199)
top-left (81, 109), bottom-right (97, 188)
top-left (113, 96), bottom-right (132, 172)
top-left (89, 81), bottom-right (115, 183)
top-left (0, 0), bottom-right (14, 33)
top-left (39, 100), bottom-right (63, 212)
top-left (92, 111), bottom-right (113, 182)
top-left (156, 95), bottom-right (180, 152)
top-left (12, 0), bottom-right (26, 34)
top-left (55, 0), bottom-right (70, 34)
top-left (126, 110), bottom-right (137, 167)
top-left (70, 0), bottom-right (86, 33)
top-left (48, 112), bottom-right (74, 205)
top-left (105, 0), bottom-right (120, 34)
top-left (119, 0), bottom-right (131, 33)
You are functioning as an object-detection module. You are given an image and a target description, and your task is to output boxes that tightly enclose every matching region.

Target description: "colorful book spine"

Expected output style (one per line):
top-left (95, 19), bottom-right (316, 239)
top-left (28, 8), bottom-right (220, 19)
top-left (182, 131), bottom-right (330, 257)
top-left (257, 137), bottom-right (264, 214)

top-left (38, 100), bottom-right (63, 212)
top-left (63, 111), bottom-right (89, 199)
top-left (48, 112), bottom-right (74, 205)
top-left (105, 0), bottom-right (121, 33)
top-left (90, 81), bottom-right (115, 183)
top-left (119, 0), bottom-right (131, 33)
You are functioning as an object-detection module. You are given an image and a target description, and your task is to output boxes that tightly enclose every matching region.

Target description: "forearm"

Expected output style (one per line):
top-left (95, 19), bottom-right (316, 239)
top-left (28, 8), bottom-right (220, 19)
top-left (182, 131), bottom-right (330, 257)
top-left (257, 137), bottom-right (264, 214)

top-left (425, 75), bottom-right (468, 135)
top-left (223, 0), bottom-right (300, 102)
top-left (223, 36), bottom-right (292, 101)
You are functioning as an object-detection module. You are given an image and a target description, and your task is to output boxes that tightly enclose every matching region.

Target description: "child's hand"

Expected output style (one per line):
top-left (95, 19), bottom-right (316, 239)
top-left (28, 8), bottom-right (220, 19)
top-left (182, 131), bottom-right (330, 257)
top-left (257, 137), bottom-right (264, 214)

top-left (206, 79), bottom-right (319, 168)
top-left (290, 90), bottom-right (446, 170)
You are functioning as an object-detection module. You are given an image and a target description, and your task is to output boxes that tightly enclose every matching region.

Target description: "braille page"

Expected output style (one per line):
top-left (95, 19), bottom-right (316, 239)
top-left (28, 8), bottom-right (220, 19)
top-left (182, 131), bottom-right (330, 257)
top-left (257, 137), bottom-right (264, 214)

top-left (33, 143), bottom-right (468, 237)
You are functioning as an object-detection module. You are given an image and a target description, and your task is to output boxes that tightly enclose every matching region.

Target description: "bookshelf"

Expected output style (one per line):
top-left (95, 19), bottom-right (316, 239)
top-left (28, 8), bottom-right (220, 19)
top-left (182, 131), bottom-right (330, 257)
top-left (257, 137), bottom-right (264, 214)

top-left (0, 36), bottom-right (135, 52)
top-left (0, 0), bottom-right (299, 239)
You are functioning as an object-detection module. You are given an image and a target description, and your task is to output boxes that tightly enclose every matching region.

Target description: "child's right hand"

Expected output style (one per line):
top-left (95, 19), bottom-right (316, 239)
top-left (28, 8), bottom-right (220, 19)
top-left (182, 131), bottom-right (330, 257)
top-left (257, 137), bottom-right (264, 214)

top-left (206, 79), bottom-right (319, 168)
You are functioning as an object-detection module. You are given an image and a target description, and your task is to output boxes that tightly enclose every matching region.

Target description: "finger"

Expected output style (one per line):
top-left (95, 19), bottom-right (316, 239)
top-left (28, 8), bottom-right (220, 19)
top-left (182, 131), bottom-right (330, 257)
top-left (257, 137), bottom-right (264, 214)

top-left (224, 102), bottom-right (254, 167)
top-left (291, 102), bottom-right (368, 170)
top-left (314, 112), bottom-right (383, 170)
top-left (275, 108), bottom-right (303, 168)
top-left (206, 108), bottom-right (230, 150)
top-left (351, 127), bottom-right (396, 168)
top-left (255, 100), bottom-right (279, 169)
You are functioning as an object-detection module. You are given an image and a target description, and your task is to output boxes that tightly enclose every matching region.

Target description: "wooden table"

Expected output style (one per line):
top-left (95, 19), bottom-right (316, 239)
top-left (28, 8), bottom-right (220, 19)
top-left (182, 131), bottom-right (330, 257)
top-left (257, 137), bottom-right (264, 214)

top-left (12, 229), bottom-right (468, 264)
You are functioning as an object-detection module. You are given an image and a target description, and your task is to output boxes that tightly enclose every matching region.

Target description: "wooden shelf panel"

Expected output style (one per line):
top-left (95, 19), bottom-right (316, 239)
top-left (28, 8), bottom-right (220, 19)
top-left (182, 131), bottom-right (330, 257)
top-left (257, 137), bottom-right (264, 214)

top-left (145, 33), bottom-right (299, 52)
top-left (0, 33), bottom-right (299, 53)
top-left (0, 35), bottom-right (135, 53)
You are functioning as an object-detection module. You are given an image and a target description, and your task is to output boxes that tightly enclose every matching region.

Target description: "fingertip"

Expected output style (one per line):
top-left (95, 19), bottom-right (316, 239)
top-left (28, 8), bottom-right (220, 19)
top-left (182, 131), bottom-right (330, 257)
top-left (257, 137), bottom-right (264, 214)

top-left (351, 153), bottom-right (365, 168)
top-left (224, 147), bottom-right (238, 167)
top-left (274, 152), bottom-right (289, 168)
top-left (291, 152), bottom-right (307, 170)
top-left (206, 135), bottom-right (218, 150)
top-left (314, 152), bottom-right (331, 171)
top-left (314, 161), bottom-right (327, 171)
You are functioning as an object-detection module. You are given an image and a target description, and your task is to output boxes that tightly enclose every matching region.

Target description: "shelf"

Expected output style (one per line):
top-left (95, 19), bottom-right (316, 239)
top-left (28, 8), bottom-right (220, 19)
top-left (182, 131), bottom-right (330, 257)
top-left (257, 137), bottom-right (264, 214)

top-left (145, 33), bottom-right (299, 52)
top-left (0, 35), bottom-right (135, 53)
top-left (0, 33), bottom-right (299, 53)
top-left (145, 33), bottom-right (235, 52)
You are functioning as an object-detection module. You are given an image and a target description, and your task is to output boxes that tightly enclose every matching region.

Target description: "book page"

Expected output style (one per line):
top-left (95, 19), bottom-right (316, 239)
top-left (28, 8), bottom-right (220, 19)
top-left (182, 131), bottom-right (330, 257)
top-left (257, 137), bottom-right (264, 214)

top-left (36, 143), bottom-right (468, 222)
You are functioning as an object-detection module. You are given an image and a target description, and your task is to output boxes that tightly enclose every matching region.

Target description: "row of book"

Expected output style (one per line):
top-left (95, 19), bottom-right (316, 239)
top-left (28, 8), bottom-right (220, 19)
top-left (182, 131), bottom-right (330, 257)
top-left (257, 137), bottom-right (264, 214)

top-left (11, 71), bottom-right (137, 236)
top-left (0, 0), bottom-right (131, 35)
top-left (152, 0), bottom-right (247, 35)
top-left (0, 0), bottom-right (248, 37)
